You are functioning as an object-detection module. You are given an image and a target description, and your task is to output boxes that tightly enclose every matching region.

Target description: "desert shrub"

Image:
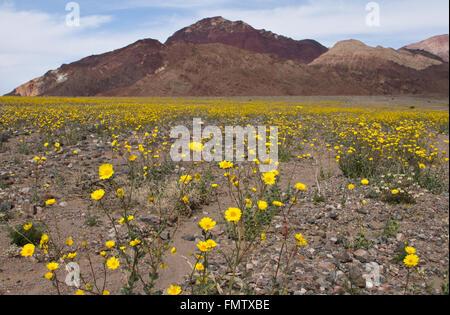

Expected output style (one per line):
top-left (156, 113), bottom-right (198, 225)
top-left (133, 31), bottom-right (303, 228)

top-left (375, 173), bottom-right (419, 205)
top-left (338, 149), bottom-right (380, 179)
top-left (8, 223), bottom-right (44, 247)
top-left (313, 194), bottom-right (326, 204)
top-left (383, 217), bottom-right (400, 238)
top-left (415, 167), bottom-right (448, 194)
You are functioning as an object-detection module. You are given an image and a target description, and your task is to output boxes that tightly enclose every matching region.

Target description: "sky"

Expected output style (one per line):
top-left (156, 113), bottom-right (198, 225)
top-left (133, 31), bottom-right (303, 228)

top-left (0, 0), bottom-right (448, 95)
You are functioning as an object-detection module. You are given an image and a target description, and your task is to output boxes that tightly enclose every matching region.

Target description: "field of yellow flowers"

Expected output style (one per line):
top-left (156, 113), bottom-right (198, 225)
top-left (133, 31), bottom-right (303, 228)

top-left (0, 96), bottom-right (448, 295)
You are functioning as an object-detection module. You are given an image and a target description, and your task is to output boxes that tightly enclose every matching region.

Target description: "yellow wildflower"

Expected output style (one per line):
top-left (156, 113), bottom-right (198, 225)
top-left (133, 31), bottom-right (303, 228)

top-left (107, 257), bottom-right (120, 270)
top-left (99, 164), bottom-right (114, 180)
top-left (404, 254), bottom-right (419, 268)
top-left (272, 201), bottom-right (283, 207)
top-left (46, 262), bottom-right (59, 271)
top-left (405, 247), bottom-right (416, 254)
top-left (199, 217), bottom-right (216, 231)
top-left (219, 161), bottom-right (233, 169)
top-left (262, 172), bottom-right (276, 185)
top-left (116, 188), bottom-right (124, 199)
top-left (225, 207), bottom-right (242, 223)
top-left (167, 285), bottom-right (182, 295)
top-left (258, 200), bottom-right (268, 210)
top-left (295, 183), bottom-right (307, 191)
top-left (179, 175), bottom-right (192, 184)
top-left (295, 234), bottom-right (308, 246)
top-left (189, 142), bottom-right (204, 152)
top-left (21, 244), bottom-right (35, 258)
top-left (91, 189), bottom-right (105, 201)
top-left (23, 223), bottom-right (32, 231)
top-left (195, 263), bottom-right (205, 271)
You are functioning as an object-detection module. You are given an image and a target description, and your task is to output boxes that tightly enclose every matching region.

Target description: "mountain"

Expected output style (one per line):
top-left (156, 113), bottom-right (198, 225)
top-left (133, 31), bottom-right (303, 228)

top-left (403, 34), bottom-right (449, 62)
top-left (6, 17), bottom-right (449, 97)
top-left (165, 16), bottom-right (328, 63)
top-left (311, 40), bottom-right (443, 70)
top-left (11, 39), bottom-right (164, 97)
top-left (308, 40), bottom-right (448, 95)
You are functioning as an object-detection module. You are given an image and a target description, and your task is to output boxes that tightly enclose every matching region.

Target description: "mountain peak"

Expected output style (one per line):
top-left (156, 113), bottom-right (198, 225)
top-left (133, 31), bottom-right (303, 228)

top-left (312, 38), bottom-right (444, 71)
top-left (181, 16), bottom-right (252, 32)
top-left (404, 34), bottom-right (449, 62)
top-left (331, 39), bottom-right (369, 50)
top-left (165, 16), bottom-right (328, 63)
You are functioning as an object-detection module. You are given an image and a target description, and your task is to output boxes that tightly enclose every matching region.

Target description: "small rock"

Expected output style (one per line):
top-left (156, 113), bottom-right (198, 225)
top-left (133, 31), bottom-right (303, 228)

top-left (140, 216), bottom-right (159, 225)
top-left (35, 206), bottom-right (44, 216)
top-left (0, 133), bottom-right (9, 142)
top-left (0, 201), bottom-right (13, 212)
top-left (336, 251), bottom-right (352, 263)
top-left (19, 187), bottom-right (31, 194)
top-left (331, 286), bottom-right (345, 295)
top-left (318, 261), bottom-right (334, 271)
top-left (107, 228), bottom-right (116, 239)
top-left (294, 288), bottom-right (307, 295)
top-left (182, 235), bottom-right (195, 242)
top-left (211, 228), bottom-right (225, 237)
top-left (349, 265), bottom-right (366, 288)
top-left (6, 244), bottom-right (21, 258)
top-left (357, 208), bottom-right (369, 215)
top-left (353, 249), bottom-right (369, 263)
top-left (23, 201), bottom-right (36, 217)
top-left (160, 231), bottom-right (170, 240)
top-left (329, 212), bottom-right (339, 220)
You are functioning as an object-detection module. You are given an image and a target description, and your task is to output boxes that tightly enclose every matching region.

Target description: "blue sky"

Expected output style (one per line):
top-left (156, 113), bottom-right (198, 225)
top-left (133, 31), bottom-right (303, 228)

top-left (0, 0), bottom-right (448, 94)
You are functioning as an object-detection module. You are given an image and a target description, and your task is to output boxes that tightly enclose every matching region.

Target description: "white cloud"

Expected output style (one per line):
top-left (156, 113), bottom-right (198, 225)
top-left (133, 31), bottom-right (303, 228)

top-left (0, 3), bottom-right (205, 94)
top-left (79, 15), bottom-right (114, 28)
top-left (0, 5), bottom-right (138, 94)
top-left (0, 6), bottom-right (114, 55)
top-left (104, 0), bottom-right (228, 10)
top-left (200, 0), bottom-right (449, 47)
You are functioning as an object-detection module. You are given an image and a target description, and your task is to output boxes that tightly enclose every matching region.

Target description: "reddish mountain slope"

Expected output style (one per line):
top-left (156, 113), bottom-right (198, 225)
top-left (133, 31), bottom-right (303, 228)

top-left (311, 40), bottom-right (444, 70)
top-left (11, 39), bottom-right (164, 97)
top-left (165, 16), bottom-right (328, 63)
top-left (403, 34), bottom-right (449, 62)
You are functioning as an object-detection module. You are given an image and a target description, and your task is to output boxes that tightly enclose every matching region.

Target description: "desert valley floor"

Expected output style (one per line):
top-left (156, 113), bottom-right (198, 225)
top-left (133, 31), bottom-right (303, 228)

top-left (0, 96), bottom-right (448, 295)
